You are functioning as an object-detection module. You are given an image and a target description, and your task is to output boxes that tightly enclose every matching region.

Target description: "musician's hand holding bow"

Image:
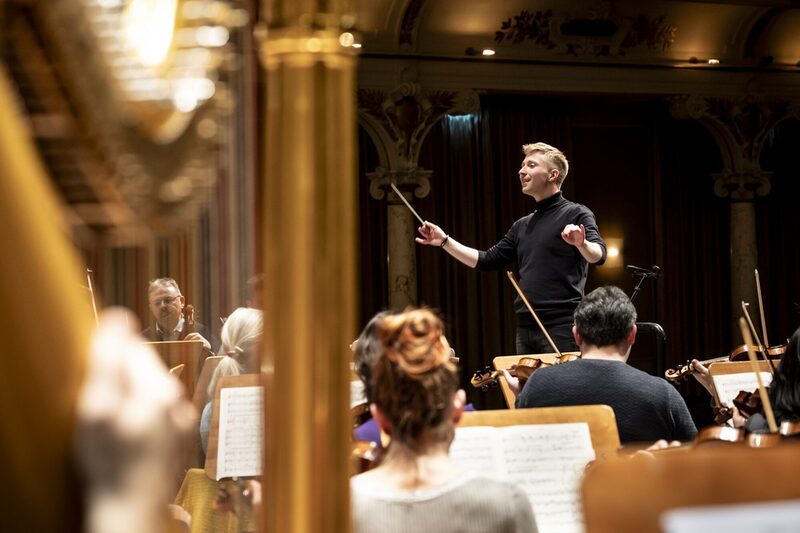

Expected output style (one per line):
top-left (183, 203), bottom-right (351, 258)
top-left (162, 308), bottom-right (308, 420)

top-left (415, 221), bottom-right (446, 246)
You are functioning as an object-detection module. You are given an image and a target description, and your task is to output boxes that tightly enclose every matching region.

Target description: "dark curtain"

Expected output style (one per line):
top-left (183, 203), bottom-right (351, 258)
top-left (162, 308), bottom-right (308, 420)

top-left (757, 118), bottom-right (800, 344)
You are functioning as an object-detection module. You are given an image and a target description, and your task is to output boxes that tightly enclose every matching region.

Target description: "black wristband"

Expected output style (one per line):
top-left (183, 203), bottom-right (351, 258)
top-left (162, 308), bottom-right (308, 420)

top-left (440, 234), bottom-right (450, 248)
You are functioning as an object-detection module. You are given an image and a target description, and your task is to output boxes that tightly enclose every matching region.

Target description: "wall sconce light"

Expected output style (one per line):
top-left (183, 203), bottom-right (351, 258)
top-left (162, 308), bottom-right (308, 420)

top-left (603, 238), bottom-right (624, 268)
top-left (465, 47), bottom-right (496, 57)
top-left (688, 57), bottom-right (720, 66)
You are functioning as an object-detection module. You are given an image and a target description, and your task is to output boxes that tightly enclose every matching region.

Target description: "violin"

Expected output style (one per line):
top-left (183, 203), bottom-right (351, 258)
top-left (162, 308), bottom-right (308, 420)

top-left (471, 354), bottom-right (579, 390)
top-left (472, 272), bottom-right (580, 392)
top-left (693, 419), bottom-right (800, 448)
top-left (712, 388), bottom-right (764, 425)
top-left (664, 344), bottom-right (783, 382)
top-left (471, 357), bottom-right (543, 390)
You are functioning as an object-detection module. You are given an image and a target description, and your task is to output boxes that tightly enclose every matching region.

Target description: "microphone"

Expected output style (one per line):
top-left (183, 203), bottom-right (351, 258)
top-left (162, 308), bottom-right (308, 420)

top-left (626, 264), bottom-right (661, 278)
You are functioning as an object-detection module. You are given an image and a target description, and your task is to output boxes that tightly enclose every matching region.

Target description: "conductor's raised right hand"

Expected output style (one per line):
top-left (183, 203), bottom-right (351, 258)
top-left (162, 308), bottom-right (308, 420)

top-left (415, 221), bottom-right (446, 246)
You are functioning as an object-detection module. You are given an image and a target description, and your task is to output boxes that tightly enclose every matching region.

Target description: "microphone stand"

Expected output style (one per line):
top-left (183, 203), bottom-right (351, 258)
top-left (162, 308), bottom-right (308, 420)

top-left (629, 272), bottom-right (649, 304)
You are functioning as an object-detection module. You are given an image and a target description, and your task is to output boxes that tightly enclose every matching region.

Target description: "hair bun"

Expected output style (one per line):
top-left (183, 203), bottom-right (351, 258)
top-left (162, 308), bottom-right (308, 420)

top-left (378, 309), bottom-right (454, 379)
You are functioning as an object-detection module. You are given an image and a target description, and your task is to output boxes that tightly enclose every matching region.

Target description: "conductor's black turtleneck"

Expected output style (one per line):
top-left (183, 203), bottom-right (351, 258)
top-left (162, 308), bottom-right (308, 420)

top-left (477, 191), bottom-right (606, 328)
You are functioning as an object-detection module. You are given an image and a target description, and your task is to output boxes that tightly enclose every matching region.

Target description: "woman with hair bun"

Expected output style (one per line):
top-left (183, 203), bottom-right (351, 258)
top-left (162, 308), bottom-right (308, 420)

top-left (351, 308), bottom-right (537, 533)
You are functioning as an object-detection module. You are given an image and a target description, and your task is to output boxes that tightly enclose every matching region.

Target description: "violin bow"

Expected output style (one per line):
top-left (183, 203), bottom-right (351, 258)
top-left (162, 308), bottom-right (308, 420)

top-left (86, 268), bottom-right (99, 325)
top-left (506, 271), bottom-right (563, 359)
top-left (738, 317), bottom-right (778, 433)
top-left (754, 269), bottom-right (770, 349)
top-left (741, 301), bottom-right (776, 374)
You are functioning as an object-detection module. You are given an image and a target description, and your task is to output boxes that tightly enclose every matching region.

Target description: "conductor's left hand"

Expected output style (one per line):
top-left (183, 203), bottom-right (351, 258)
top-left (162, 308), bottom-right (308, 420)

top-left (561, 224), bottom-right (586, 248)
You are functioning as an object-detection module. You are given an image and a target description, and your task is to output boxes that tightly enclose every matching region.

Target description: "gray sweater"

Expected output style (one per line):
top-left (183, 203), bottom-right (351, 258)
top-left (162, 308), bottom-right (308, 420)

top-left (351, 472), bottom-right (538, 533)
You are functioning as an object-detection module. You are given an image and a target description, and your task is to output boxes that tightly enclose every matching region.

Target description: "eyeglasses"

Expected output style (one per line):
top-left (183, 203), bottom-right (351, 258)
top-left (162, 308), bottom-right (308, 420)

top-left (150, 295), bottom-right (181, 306)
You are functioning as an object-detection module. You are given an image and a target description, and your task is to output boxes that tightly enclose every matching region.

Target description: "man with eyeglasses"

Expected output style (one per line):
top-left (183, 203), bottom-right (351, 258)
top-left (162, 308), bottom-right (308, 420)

top-left (142, 277), bottom-right (213, 352)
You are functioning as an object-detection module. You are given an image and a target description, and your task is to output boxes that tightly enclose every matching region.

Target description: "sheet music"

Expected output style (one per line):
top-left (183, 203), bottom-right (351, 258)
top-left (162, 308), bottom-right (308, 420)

top-left (662, 499), bottom-right (800, 533)
top-left (452, 423), bottom-right (595, 533)
top-left (712, 372), bottom-right (773, 407)
top-left (216, 386), bottom-right (263, 480)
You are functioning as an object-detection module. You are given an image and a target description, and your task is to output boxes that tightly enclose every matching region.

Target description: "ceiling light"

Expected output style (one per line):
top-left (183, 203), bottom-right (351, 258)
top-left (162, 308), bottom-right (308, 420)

top-left (707, 58), bottom-right (720, 65)
top-left (482, 49), bottom-right (495, 56)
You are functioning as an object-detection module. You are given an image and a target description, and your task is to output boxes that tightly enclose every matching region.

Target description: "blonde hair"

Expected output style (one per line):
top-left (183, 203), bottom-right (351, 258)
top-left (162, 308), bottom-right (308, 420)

top-left (208, 307), bottom-right (263, 398)
top-left (371, 308), bottom-right (458, 448)
top-left (522, 142), bottom-right (569, 186)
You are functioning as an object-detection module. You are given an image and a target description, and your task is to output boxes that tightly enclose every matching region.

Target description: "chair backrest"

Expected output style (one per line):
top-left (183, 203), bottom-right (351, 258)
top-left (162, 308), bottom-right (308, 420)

top-left (492, 352), bottom-right (580, 408)
top-left (582, 441), bottom-right (800, 533)
top-left (192, 355), bottom-right (224, 412)
top-left (144, 340), bottom-right (205, 397)
top-left (459, 404), bottom-right (620, 458)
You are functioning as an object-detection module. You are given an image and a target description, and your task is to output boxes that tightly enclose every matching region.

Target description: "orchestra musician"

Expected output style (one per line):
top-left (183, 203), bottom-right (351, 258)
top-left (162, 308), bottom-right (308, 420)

top-left (141, 278), bottom-right (214, 353)
top-left (511, 286), bottom-right (697, 444)
top-left (416, 142), bottom-right (606, 353)
top-left (199, 307), bottom-right (263, 453)
top-left (690, 326), bottom-right (800, 433)
top-left (351, 308), bottom-right (537, 533)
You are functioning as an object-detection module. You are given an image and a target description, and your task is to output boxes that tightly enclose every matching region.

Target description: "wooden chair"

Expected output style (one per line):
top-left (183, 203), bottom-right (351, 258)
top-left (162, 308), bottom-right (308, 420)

top-left (191, 355), bottom-right (224, 413)
top-left (145, 340), bottom-right (206, 398)
top-left (459, 404), bottom-right (620, 458)
top-left (582, 441), bottom-right (800, 533)
top-left (455, 405), bottom-right (619, 533)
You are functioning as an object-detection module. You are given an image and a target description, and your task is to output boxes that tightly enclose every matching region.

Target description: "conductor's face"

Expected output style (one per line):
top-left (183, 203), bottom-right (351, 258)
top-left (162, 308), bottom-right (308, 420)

top-left (148, 285), bottom-right (185, 332)
top-left (519, 152), bottom-right (557, 200)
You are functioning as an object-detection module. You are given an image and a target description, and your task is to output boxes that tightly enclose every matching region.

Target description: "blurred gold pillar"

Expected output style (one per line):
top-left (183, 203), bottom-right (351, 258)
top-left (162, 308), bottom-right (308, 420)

top-left (0, 66), bottom-right (91, 531)
top-left (258, 3), bottom-right (358, 532)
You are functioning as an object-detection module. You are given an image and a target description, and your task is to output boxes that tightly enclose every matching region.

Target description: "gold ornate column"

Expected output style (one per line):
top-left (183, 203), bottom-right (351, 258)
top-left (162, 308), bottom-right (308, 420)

top-left (671, 96), bottom-right (798, 339)
top-left (359, 79), bottom-right (478, 308)
top-left (258, 2), bottom-right (358, 532)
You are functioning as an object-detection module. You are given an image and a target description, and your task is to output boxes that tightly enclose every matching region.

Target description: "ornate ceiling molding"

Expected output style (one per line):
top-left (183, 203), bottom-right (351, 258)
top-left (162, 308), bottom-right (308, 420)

top-left (494, 7), bottom-right (676, 57)
top-left (398, 0), bottom-right (427, 50)
top-left (358, 73), bottom-right (479, 178)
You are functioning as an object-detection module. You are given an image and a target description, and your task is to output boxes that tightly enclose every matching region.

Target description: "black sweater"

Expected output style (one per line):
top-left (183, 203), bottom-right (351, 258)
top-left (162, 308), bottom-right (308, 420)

top-left (476, 192), bottom-right (606, 328)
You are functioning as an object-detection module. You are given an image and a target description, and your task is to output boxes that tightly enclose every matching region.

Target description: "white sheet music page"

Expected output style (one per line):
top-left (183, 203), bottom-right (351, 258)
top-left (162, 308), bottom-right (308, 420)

top-left (712, 373), bottom-right (773, 407)
top-left (662, 499), bottom-right (800, 533)
top-left (216, 386), bottom-right (263, 480)
top-left (451, 423), bottom-right (595, 533)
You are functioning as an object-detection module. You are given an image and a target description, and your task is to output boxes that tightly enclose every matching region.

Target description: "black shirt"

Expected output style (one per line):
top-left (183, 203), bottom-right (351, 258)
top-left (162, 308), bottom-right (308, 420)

top-left (476, 192), bottom-right (606, 328)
